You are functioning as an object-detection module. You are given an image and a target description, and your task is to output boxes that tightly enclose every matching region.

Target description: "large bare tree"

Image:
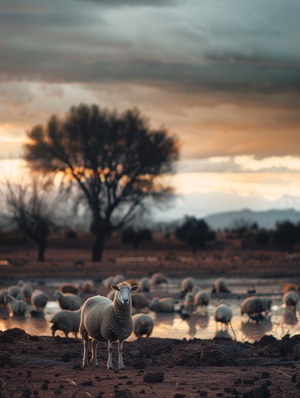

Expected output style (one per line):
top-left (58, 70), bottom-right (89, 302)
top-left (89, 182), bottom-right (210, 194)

top-left (23, 104), bottom-right (180, 261)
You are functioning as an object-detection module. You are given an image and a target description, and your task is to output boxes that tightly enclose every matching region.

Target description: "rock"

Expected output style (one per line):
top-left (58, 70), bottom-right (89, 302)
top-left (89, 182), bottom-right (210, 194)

top-left (143, 372), bottom-right (164, 383)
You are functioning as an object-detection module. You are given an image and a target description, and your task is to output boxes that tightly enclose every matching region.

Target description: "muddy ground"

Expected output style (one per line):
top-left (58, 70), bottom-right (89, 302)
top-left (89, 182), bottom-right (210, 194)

top-left (1, 328), bottom-right (300, 398)
top-left (1, 240), bottom-right (300, 397)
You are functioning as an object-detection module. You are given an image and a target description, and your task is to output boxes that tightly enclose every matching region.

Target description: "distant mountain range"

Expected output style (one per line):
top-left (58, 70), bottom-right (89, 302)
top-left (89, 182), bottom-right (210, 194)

top-left (204, 208), bottom-right (300, 230)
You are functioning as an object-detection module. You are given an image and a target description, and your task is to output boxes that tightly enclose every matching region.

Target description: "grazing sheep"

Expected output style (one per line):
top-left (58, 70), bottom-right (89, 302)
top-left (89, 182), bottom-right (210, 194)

top-left (260, 298), bottom-right (272, 315)
top-left (181, 277), bottom-right (195, 292)
top-left (17, 280), bottom-right (33, 302)
top-left (127, 278), bottom-right (138, 287)
top-left (132, 293), bottom-right (149, 310)
top-left (31, 289), bottom-right (50, 312)
top-left (181, 293), bottom-right (195, 315)
top-left (79, 281), bottom-right (139, 369)
top-left (0, 288), bottom-right (8, 309)
top-left (150, 272), bottom-right (168, 285)
top-left (8, 285), bottom-right (21, 298)
top-left (240, 297), bottom-right (264, 321)
top-left (132, 313), bottom-right (154, 338)
top-left (103, 276), bottom-right (115, 289)
top-left (282, 291), bottom-right (298, 314)
top-left (5, 294), bottom-right (27, 316)
top-left (214, 277), bottom-right (231, 294)
top-left (53, 291), bottom-right (82, 311)
top-left (50, 309), bottom-right (81, 338)
top-left (194, 291), bottom-right (210, 313)
top-left (282, 282), bottom-right (300, 294)
top-left (59, 283), bottom-right (80, 294)
top-left (79, 280), bottom-right (95, 294)
top-left (149, 297), bottom-right (174, 313)
top-left (214, 302), bottom-right (232, 329)
top-left (138, 277), bottom-right (151, 292)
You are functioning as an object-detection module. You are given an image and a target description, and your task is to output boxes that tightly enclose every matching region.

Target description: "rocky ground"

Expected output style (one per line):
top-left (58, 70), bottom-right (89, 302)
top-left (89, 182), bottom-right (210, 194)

top-left (1, 328), bottom-right (300, 398)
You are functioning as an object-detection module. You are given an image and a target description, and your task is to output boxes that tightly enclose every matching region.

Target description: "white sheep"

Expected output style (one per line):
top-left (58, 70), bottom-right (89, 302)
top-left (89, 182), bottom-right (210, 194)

top-left (194, 291), bottom-right (210, 313)
top-left (79, 281), bottom-right (139, 369)
top-left (5, 294), bottom-right (27, 316)
top-left (149, 297), bottom-right (174, 313)
top-left (53, 291), bottom-right (82, 311)
top-left (50, 309), bottom-right (81, 338)
top-left (181, 277), bottom-right (195, 292)
top-left (150, 272), bottom-right (168, 286)
top-left (214, 302), bottom-right (232, 329)
top-left (181, 293), bottom-right (195, 315)
top-left (282, 291), bottom-right (298, 314)
top-left (240, 297), bottom-right (264, 321)
top-left (132, 313), bottom-right (154, 338)
top-left (214, 277), bottom-right (231, 294)
top-left (138, 277), bottom-right (151, 292)
top-left (31, 289), bottom-right (50, 312)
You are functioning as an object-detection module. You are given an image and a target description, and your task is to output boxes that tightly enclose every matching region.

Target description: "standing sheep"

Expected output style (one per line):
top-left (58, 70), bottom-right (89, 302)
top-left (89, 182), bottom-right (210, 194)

top-left (138, 277), bottom-right (151, 292)
top-left (53, 291), bottom-right (83, 311)
top-left (194, 291), bottom-right (210, 313)
top-left (181, 277), bottom-right (195, 292)
top-left (31, 289), bottom-right (50, 312)
top-left (132, 313), bottom-right (154, 338)
top-left (5, 294), bottom-right (27, 316)
top-left (150, 272), bottom-right (168, 286)
top-left (282, 291), bottom-right (298, 314)
top-left (214, 302), bottom-right (232, 329)
top-left (149, 297), bottom-right (174, 313)
top-left (181, 293), bottom-right (195, 315)
top-left (50, 309), bottom-right (81, 338)
top-left (240, 297), bottom-right (264, 321)
top-left (17, 281), bottom-right (33, 303)
top-left (79, 281), bottom-right (139, 369)
top-left (214, 277), bottom-right (231, 294)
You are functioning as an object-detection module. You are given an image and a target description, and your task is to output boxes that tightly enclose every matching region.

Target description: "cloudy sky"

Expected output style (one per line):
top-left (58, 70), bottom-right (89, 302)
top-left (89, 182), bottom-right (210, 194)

top-left (0, 0), bottom-right (300, 217)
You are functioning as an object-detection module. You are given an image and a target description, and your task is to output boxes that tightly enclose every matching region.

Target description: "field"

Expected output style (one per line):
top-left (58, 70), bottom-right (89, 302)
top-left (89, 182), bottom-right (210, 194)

top-left (1, 233), bottom-right (300, 397)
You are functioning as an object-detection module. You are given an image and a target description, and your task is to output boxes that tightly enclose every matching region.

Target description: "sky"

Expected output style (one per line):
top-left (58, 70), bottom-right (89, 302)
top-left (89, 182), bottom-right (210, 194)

top-left (0, 0), bottom-right (300, 219)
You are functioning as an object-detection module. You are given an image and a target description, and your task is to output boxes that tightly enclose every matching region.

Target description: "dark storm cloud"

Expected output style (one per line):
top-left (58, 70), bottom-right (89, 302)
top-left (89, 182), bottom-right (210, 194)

top-left (0, 0), bottom-right (299, 99)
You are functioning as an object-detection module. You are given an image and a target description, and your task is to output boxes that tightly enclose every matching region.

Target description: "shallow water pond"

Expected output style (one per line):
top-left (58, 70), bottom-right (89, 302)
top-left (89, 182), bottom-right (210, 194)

top-left (0, 277), bottom-right (299, 343)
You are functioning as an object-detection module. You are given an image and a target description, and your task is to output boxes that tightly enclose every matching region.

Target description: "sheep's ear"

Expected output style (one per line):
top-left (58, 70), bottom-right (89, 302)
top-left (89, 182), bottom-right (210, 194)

top-left (111, 285), bottom-right (120, 291)
top-left (131, 285), bottom-right (139, 292)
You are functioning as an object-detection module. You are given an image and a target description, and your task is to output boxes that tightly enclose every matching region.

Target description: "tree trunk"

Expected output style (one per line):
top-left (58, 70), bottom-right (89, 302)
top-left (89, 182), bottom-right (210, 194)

top-left (37, 239), bottom-right (46, 262)
top-left (91, 234), bottom-right (105, 262)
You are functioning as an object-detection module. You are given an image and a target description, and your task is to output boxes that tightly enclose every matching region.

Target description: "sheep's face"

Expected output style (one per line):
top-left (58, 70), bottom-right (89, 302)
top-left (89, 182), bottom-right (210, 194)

top-left (111, 283), bottom-right (139, 306)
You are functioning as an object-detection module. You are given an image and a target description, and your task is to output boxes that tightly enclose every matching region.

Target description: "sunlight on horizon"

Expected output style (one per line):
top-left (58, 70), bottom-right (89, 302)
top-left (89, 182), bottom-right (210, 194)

top-left (1, 159), bottom-right (300, 207)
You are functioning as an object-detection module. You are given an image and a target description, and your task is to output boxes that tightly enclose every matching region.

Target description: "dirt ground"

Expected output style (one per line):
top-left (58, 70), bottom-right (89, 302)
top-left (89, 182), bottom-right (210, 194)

top-left (1, 328), bottom-right (300, 398)
top-left (1, 240), bottom-right (300, 397)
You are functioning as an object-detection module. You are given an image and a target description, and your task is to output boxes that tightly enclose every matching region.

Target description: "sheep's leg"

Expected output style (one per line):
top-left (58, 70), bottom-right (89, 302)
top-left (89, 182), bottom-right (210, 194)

top-left (82, 339), bottom-right (88, 368)
top-left (91, 340), bottom-right (99, 367)
top-left (107, 340), bottom-right (113, 369)
top-left (118, 340), bottom-right (125, 370)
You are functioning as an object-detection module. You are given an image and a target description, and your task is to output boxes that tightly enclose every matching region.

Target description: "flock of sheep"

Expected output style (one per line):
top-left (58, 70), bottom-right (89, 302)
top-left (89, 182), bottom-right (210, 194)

top-left (0, 274), bottom-right (299, 369)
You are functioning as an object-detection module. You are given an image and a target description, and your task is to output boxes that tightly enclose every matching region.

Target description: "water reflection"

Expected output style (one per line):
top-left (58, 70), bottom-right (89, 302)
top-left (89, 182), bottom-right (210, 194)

top-left (1, 277), bottom-right (300, 343)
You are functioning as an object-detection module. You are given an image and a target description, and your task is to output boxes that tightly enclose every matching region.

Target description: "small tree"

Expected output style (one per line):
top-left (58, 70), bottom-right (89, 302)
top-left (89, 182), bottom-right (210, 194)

top-left (1, 175), bottom-right (57, 261)
top-left (273, 221), bottom-right (300, 252)
top-left (175, 216), bottom-right (216, 253)
top-left (23, 104), bottom-right (179, 261)
top-left (121, 227), bottom-right (152, 249)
